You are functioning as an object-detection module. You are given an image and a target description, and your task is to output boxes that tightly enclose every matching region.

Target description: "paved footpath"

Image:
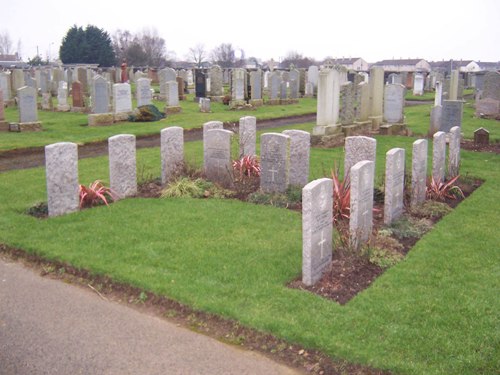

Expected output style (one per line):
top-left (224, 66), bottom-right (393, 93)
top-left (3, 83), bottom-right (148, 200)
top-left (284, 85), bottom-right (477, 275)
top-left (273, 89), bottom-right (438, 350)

top-left (0, 259), bottom-right (301, 375)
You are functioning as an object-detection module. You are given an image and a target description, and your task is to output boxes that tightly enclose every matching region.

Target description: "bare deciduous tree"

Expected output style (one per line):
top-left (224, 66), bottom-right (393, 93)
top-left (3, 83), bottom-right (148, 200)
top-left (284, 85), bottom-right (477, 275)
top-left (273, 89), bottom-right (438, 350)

top-left (0, 31), bottom-right (13, 55)
top-left (188, 43), bottom-right (207, 68)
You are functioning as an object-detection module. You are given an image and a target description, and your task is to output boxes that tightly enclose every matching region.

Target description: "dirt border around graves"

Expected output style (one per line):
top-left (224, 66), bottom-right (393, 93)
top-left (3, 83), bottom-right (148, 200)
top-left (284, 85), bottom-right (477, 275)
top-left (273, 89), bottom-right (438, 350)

top-left (0, 244), bottom-right (390, 375)
top-left (0, 114), bottom-right (316, 172)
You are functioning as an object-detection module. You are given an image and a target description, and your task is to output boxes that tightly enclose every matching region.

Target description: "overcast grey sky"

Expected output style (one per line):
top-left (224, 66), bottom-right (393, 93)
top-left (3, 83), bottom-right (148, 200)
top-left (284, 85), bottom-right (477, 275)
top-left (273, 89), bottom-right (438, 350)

top-left (2, 0), bottom-right (500, 64)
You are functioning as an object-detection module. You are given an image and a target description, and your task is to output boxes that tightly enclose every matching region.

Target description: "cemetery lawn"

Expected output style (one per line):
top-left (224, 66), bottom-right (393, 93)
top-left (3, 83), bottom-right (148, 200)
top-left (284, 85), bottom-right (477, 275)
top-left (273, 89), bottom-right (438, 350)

top-left (0, 120), bottom-right (499, 375)
top-left (0, 97), bottom-right (316, 152)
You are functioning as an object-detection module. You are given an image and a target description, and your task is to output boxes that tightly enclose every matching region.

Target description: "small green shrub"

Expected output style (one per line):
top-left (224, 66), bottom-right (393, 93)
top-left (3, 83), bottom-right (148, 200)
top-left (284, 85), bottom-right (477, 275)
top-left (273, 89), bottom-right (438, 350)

top-left (409, 200), bottom-right (452, 220)
top-left (388, 216), bottom-right (433, 239)
top-left (128, 105), bottom-right (166, 122)
top-left (363, 246), bottom-right (404, 269)
top-left (161, 178), bottom-right (204, 198)
top-left (247, 186), bottom-right (302, 209)
top-left (26, 202), bottom-right (48, 218)
top-left (161, 178), bottom-right (234, 199)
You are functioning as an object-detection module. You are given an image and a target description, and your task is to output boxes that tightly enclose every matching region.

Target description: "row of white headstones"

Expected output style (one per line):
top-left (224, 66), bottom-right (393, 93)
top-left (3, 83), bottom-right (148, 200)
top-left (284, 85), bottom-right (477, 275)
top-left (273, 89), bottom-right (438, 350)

top-left (44, 120), bottom-right (461, 287)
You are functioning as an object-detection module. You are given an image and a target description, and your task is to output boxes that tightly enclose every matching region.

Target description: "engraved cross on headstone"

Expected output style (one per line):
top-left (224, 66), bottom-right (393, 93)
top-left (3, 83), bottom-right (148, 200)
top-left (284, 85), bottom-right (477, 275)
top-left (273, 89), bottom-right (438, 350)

top-left (318, 230), bottom-right (327, 258)
top-left (269, 168), bottom-right (278, 182)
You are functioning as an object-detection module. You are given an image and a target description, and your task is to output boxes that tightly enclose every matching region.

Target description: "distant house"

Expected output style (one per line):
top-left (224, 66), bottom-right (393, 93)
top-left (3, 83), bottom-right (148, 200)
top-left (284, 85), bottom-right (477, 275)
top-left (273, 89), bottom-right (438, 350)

top-left (372, 59), bottom-right (431, 73)
top-left (329, 57), bottom-right (368, 71)
top-left (0, 53), bottom-right (28, 69)
top-left (465, 61), bottom-right (500, 72)
top-left (429, 60), bottom-right (473, 75)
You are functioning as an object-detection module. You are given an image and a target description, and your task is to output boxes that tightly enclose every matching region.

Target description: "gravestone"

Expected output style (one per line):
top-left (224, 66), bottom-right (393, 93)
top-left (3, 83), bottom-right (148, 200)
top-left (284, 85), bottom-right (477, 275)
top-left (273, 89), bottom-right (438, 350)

top-left (45, 142), bottom-right (79, 217)
top-left (388, 73), bottom-right (401, 84)
top-left (164, 81), bottom-right (181, 114)
top-left (476, 72), bottom-right (500, 118)
top-left (260, 133), bottom-right (290, 193)
top-left (41, 93), bottom-right (52, 111)
top-left (432, 131), bottom-right (446, 183)
top-left (448, 126), bottom-right (461, 178)
top-left (305, 82), bottom-right (314, 97)
top-left (369, 66), bottom-right (384, 125)
top-left (250, 70), bottom-right (262, 101)
top-left (76, 67), bottom-right (88, 94)
top-left (350, 160), bottom-right (375, 249)
top-left (429, 105), bottom-right (442, 135)
top-left (18, 86), bottom-right (38, 123)
top-left (239, 116), bottom-right (256, 157)
top-left (340, 82), bottom-right (355, 125)
top-left (384, 148), bottom-right (405, 224)
top-left (12, 69), bottom-right (25, 92)
top-left (413, 73), bottom-right (424, 96)
top-left (109, 134), bottom-right (137, 199)
top-left (203, 121), bottom-right (223, 167)
top-left (39, 70), bottom-right (49, 94)
top-left (161, 126), bottom-right (184, 184)
top-left (289, 79), bottom-right (299, 99)
top-left (199, 97), bottom-right (211, 112)
top-left (473, 127), bottom-right (489, 145)
top-left (159, 67), bottom-right (176, 87)
top-left (449, 70), bottom-right (459, 100)
top-left (356, 81), bottom-right (370, 121)
top-left (92, 76), bottom-right (110, 114)
top-left (411, 139), bottom-right (428, 207)
top-left (314, 68), bottom-right (341, 134)
top-left (25, 75), bottom-right (36, 91)
top-left (344, 136), bottom-right (376, 178)
top-left (302, 178), bottom-right (333, 286)
top-left (195, 71), bottom-right (206, 99)
top-left (434, 81), bottom-right (443, 106)
top-left (176, 77), bottom-right (186, 100)
top-left (280, 81), bottom-right (288, 100)
top-left (0, 89), bottom-right (7, 131)
top-left (0, 72), bottom-right (11, 100)
top-left (307, 66), bottom-right (319, 88)
top-left (57, 81), bottom-right (70, 112)
top-left (136, 78), bottom-right (152, 107)
top-left (440, 100), bottom-right (463, 132)
top-left (204, 129), bottom-right (234, 187)
top-left (113, 83), bottom-right (132, 118)
top-left (232, 68), bottom-right (246, 101)
top-left (283, 130), bottom-right (310, 187)
top-left (268, 72), bottom-right (281, 102)
top-left (209, 65), bottom-right (223, 97)
top-left (72, 80), bottom-right (85, 108)
top-left (384, 84), bottom-right (405, 123)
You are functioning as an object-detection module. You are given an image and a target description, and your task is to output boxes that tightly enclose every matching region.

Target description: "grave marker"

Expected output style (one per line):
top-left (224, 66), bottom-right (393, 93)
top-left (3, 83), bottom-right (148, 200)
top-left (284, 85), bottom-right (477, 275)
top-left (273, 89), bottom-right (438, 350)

top-left (448, 126), bottom-right (461, 178)
top-left (344, 136), bottom-right (376, 178)
top-left (239, 116), bottom-right (256, 157)
top-left (432, 131), bottom-right (446, 184)
top-left (260, 133), bottom-right (290, 193)
top-left (411, 139), bottom-right (428, 206)
top-left (350, 160), bottom-right (375, 249)
top-left (283, 130), bottom-right (310, 187)
top-left (161, 127), bottom-right (184, 184)
top-left (384, 148), bottom-right (405, 224)
top-left (302, 178), bottom-right (333, 286)
top-left (109, 134), bottom-right (137, 199)
top-left (45, 142), bottom-right (79, 217)
top-left (204, 129), bottom-right (233, 187)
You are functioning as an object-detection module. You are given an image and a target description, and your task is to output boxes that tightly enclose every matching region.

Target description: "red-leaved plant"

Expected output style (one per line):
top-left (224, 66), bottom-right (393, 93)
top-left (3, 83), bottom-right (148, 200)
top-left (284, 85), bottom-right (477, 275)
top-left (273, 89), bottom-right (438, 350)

top-left (331, 165), bottom-right (351, 224)
top-left (426, 175), bottom-right (464, 201)
top-left (232, 155), bottom-right (261, 179)
top-left (79, 180), bottom-right (119, 209)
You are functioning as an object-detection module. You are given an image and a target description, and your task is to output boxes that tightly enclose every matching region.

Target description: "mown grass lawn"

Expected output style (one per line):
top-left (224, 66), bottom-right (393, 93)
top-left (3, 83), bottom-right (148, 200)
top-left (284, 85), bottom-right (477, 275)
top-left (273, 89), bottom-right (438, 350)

top-left (0, 103), bottom-right (499, 374)
top-left (0, 96), bottom-right (316, 151)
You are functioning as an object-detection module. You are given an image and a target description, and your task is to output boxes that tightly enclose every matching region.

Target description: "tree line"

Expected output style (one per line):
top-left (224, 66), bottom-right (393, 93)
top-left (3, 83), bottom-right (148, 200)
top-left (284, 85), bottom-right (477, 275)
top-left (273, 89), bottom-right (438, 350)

top-left (57, 24), bottom-right (318, 68)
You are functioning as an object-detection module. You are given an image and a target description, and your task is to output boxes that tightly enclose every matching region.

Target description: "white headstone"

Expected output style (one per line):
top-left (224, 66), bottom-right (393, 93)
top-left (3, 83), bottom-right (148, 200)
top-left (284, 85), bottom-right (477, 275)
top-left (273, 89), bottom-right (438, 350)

top-left (239, 116), bottom-right (257, 157)
top-left (283, 130), bottom-right (310, 188)
top-left (45, 142), bottom-right (79, 217)
top-left (18, 86), bottom-right (38, 123)
top-left (109, 134), bottom-right (137, 198)
top-left (113, 83), bottom-right (132, 113)
top-left (260, 133), bottom-right (290, 193)
top-left (448, 126), bottom-right (461, 178)
top-left (411, 139), bottom-right (428, 207)
top-left (344, 136), bottom-right (376, 178)
top-left (136, 78), bottom-right (152, 107)
top-left (384, 148), bottom-right (405, 224)
top-left (302, 178), bottom-right (333, 286)
top-left (432, 131), bottom-right (446, 184)
top-left (161, 126), bottom-right (184, 184)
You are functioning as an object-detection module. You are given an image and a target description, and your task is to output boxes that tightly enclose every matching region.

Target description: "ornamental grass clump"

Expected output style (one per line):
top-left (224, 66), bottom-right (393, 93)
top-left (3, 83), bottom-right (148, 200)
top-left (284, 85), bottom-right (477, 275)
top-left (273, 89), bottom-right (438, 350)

top-left (426, 175), bottom-right (464, 201)
top-left (79, 180), bottom-right (118, 209)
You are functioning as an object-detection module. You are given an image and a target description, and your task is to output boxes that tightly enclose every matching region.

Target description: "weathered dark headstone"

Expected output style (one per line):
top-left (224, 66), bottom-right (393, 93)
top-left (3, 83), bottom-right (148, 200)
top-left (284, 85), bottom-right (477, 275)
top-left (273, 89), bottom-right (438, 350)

top-left (195, 71), bottom-right (206, 99)
top-left (474, 127), bottom-right (489, 145)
